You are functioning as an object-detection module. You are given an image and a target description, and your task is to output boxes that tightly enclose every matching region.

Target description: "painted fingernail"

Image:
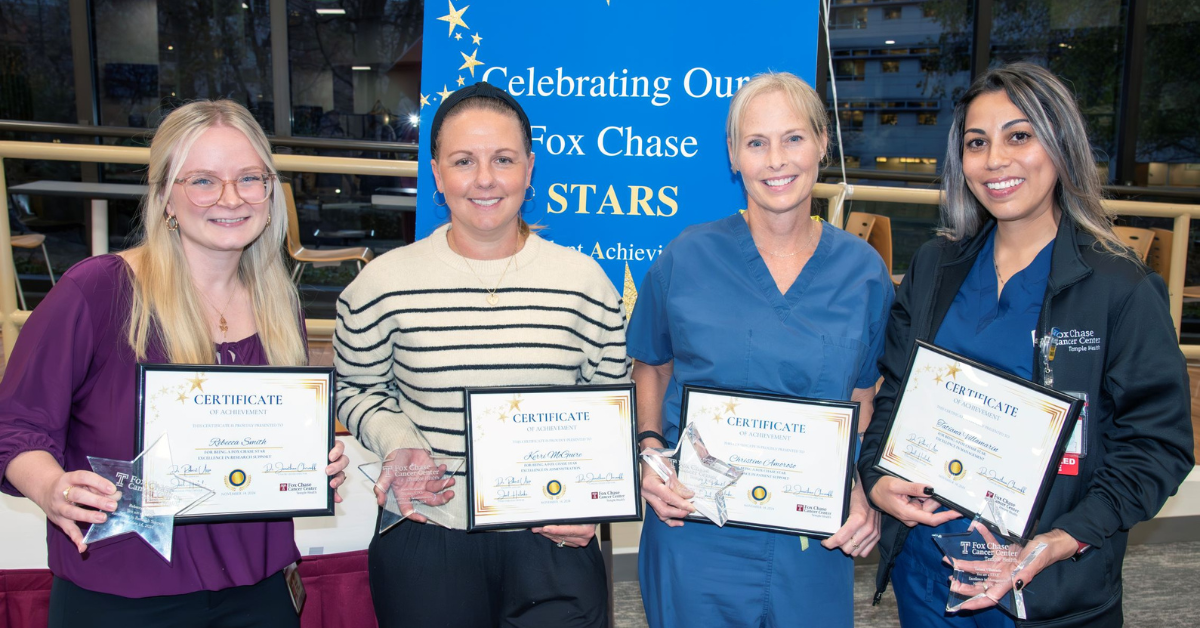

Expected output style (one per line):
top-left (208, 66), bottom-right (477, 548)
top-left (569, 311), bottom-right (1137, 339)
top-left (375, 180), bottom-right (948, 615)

top-left (1015, 579), bottom-right (1024, 591)
top-left (923, 487), bottom-right (935, 495)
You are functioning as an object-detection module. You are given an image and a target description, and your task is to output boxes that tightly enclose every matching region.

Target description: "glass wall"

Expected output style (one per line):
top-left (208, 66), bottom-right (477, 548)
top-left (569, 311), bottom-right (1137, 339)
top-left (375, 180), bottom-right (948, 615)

top-left (1136, 0), bottom-right (1200, 187)
top-left (0, 0), bottom-right (75, 124)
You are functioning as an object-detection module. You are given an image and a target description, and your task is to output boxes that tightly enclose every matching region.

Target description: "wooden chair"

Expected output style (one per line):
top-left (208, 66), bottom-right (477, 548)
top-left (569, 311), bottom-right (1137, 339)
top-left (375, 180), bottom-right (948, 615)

top-left (1112, 226), bottom-right (1155, 262)
top-left (283, 183), bottom-right (374, 283)
top-left (10, 233), bottom-right (55, 310)
top-left (844, 211), bottom-right (897, 283)
top-left (1146, 227), bottom-right (1173, 284)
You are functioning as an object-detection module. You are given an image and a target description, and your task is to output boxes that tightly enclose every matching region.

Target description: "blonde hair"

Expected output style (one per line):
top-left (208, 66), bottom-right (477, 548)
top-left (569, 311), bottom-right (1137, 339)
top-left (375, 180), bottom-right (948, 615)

top-left (939, 63), bottom-right (1128, 256)
top-left (726, 71), bottom-right (829, 171)
top-left (126, 100), bottom-right (307, 366)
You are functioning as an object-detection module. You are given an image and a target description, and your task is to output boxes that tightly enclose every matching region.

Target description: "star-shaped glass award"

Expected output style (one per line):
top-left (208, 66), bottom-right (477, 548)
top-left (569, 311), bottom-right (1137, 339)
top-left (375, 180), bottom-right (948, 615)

top-left (82, 434), bottom-right (213, 563)
top-left (932, 498), bottom-right (1047, 620)
top-left (359, 449), bottom-right (463, 533)
top-left (642, 423), bottom-right (743, 526)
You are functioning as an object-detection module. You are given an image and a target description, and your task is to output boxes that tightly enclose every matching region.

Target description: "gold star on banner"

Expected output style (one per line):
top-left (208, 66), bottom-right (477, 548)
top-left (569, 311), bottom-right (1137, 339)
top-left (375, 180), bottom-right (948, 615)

top-left (454, 32), bottom-right (462, 41)
top-left (946, 363), bottom-right (962, 379)
top-left (419, 93), bottom-right (430, 108)
top-left (722, 398), bottom-right (740, 415)
top-left (622, 263), bottom-right (638, 318)
top-left (459, 48), bottom-right (484, 77)
top-left (437, 84), bottom-right (454, 101)
top-left (508, 395), bottom-right (524, 412)
top-left (437, 1), bottom-right (469, 37)
top-left (456, 75), bottom-right (465, 87)
top-left (471, 33), bottom-right (482, 45)
top-left (186, 374), bottom-right (207, 392)
top-left (176, 392), bottom-right (187, 403)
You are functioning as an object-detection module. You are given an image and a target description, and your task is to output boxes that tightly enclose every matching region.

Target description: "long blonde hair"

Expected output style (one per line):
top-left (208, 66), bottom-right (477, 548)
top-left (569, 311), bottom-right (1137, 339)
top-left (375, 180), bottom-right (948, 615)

top-left (126, 100), bottom-right (307, 366)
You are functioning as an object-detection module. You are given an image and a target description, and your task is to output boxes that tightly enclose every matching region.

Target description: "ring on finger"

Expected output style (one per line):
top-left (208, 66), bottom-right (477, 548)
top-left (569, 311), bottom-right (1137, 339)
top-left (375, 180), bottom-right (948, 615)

top-left (63, 487), bottom-right (73, 504)
top-left (556, 539), bottom-right (566, 548)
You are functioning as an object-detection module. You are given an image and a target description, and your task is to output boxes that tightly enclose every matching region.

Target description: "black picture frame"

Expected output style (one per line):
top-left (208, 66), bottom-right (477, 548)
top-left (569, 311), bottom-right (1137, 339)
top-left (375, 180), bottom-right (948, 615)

top-left (464, 383), bottom-right (643, 532)
top-left (677, 385), bottom-right (860, 539)
top-left (135, 363), bottom-right (336, 524)
top-left (870, 340), bottom-right (1084, 541)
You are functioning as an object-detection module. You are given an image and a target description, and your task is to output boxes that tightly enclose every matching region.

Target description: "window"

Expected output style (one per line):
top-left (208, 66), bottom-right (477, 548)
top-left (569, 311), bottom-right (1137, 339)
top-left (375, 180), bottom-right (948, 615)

top-left (1134, 0), bottom-right (1200, 186)
top-left (839, 110), bottom-right (864, 129)
top-left (880, 113), bottom-right (899, 125)
top-left (832, 7), bottom-right (868, 29)
top-left (918, 112), bottom-right (938, 126)
top-left (884, 7), bottom-right (903, 20)
top-left (882, 60), bottom-right (901, 73)
top-left (835, 59), bottom-right (866, 81)
top-left (0, 0), bottom-right (75, 123)
top-left (922, 6), bottom-right (937, 18)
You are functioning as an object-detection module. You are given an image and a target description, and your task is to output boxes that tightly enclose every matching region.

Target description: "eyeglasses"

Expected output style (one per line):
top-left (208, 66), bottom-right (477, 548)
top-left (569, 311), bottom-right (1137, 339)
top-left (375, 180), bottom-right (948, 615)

top-left (173, 172), bottom-right (277, 207)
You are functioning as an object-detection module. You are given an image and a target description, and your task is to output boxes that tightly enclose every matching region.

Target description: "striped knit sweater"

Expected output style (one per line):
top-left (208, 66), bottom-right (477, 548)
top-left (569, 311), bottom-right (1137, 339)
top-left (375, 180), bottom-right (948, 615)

top-left (334, 224), bottom-right (630, 529)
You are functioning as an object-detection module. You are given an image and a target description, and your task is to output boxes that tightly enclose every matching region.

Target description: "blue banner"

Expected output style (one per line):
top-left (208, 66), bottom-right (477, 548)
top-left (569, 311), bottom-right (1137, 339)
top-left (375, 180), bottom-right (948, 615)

top-left (417, 1), bottom-right (819, 304)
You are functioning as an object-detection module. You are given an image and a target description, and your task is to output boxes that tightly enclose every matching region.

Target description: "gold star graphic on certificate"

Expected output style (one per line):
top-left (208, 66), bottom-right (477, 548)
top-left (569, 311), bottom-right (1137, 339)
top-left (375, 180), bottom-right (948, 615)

top-left (498, 413), bottom-right (509, 423)
top-left (712, 412), bottom-right (723, 424)
top-left (456, 76), bottom-right (465, 87)
top-left (471, 33), bottom-right (482, 45)
top-left (176, 392), bottom-right (187, 403)
top-left (946, 363), bottom-right (962, 379)
top-left (437, 84), bottom-right (455, 101)
top-left (508, 395), bottom-right (524, 412)
top-left (454, 32), bottom-right (462, 41)
top-left (721, 397), bottom-right (739, 415)
top-left (934, 374), bottom-right (944, 385)
top-left (186, 374), bottom-right (207, 392)
top-left (459, 48), bottom-right (484, 77)
top-left (419, 93), bottom-right (430, 108)
top-left (436, 1), bottom-right (469, 37)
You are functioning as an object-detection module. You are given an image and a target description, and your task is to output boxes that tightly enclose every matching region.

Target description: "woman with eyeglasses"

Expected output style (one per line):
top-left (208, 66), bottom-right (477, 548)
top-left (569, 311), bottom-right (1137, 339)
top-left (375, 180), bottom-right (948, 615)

top-left (0, 100), bottom-right (350, 627)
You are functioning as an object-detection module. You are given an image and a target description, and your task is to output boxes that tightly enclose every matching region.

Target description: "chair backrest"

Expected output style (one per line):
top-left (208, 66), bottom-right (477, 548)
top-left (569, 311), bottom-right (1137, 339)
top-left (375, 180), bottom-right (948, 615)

top-left (1146, 227), bottom-right (1173, 283)
top-left (1112, 226), bottom-right (1155, 262)
top-left (281, 182), bottom-right (303, 257)
top-left (845, 211), bottom-right (893, 275)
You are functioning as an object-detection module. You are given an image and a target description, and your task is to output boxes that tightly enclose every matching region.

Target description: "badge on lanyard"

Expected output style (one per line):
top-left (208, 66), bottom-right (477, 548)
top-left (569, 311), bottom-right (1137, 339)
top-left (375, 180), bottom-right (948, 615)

top-left (1057, 391), bottom-right (1088, 476)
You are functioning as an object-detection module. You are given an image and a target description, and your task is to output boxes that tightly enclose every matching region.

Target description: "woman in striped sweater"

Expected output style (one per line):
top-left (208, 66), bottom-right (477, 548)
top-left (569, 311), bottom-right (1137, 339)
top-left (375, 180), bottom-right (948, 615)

top-left (334, 82), bottom-right (628, 628)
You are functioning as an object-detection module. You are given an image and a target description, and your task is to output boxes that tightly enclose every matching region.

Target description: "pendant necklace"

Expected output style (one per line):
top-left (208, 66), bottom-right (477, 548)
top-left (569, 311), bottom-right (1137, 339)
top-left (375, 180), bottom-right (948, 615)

top-left (756, 218), bottom-right (819, 258)
top-left (199, 287), bottom-right (237, 340)
top-left (459, 247), bottom-right (517, 306)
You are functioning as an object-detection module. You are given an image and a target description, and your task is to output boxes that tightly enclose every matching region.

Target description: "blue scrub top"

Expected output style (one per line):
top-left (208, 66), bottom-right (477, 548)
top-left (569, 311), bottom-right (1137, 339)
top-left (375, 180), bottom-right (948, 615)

top-left (934, 228), bottom-right (1055, 378)
top-left (627, 213), bottom-right (894, 446)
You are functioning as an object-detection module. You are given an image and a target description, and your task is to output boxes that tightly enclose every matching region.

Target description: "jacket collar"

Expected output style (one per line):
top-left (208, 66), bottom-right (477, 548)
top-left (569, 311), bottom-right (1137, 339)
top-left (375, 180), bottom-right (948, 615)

top-left (939, 215), bottom-right (1092, 293)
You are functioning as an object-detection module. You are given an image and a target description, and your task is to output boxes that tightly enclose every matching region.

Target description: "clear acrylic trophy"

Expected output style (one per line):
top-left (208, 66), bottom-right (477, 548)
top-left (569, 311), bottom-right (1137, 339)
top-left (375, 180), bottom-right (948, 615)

top-left (641, 423), bottom-right (743, 526)
top-left (81, 435), bottom-right (214, 562)
top-left (932, 497), bottom-right (1047, 619)
top-left (359, 448), bottom-right (463, 533)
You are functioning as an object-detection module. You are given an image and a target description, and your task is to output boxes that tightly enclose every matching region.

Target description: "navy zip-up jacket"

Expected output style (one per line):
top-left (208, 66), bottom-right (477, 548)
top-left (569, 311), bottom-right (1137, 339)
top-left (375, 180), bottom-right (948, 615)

top-left (859, 216), bottom-right (1193, 627)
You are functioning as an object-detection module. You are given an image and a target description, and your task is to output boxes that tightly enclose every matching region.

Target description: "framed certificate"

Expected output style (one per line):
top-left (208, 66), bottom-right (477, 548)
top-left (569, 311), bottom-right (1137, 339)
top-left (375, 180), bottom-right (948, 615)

top-left (136, 364), bottom-right (335, 523)
top-left (678, 386), bottom-right (859, 538)
top-left (872, 341), bottom-right (1084, 540)
top-left (464, 384), bottom-right (642, 531)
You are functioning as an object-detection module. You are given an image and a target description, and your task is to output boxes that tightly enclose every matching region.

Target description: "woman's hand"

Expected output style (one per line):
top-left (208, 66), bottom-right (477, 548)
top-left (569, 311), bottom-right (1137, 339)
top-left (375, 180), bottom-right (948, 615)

top-left (326, 439), bottom-right (350, 503)
top-left (372, 448), bottom-right (456, 524)
top-left (640, 455), bottom-right (696, 527)
top-left (868, 476), bottom-right (963, 528)
top-left (822, 476), bottom-right (881, 557)
top-left (532, 524), bottom-right (596, 548)
top-left (954, 528), bottom-right (1080, 612)
top-left (38, 469), bottom-right (119, 554)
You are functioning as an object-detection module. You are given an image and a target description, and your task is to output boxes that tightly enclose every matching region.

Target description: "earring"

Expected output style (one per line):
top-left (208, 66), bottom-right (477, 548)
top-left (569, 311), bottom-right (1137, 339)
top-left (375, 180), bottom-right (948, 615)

top-left (524, 186), bottom-right (536, 202)
top-left (266, 213), bottom-right (272, 226)
top-left (432, 190), bottom-right (447, 207)
top-left (166, 215), bottom-right (179, 231)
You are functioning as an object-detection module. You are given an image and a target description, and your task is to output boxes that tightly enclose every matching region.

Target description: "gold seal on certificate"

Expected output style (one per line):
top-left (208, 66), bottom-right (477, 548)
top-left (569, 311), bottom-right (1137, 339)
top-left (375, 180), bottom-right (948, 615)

top-left (136, 364), bottom-right (336, 523)
top-left (872, 341), bottom-right (1084, 539)
top-left (464, 384), bottom-right (642, 531)
top-left (678, 386), bottom-right (859, 538)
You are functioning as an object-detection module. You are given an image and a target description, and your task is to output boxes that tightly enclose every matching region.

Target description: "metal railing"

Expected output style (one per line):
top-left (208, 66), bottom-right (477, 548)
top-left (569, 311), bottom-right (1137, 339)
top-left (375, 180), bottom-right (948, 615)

top-left (0, 141), bottom-right (1196, 361)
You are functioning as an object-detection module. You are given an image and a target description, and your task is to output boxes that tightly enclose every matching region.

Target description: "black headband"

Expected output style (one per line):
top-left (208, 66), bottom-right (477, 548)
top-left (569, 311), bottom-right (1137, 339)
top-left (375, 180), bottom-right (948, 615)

top-left (429, 81), bottom-right (532, 157)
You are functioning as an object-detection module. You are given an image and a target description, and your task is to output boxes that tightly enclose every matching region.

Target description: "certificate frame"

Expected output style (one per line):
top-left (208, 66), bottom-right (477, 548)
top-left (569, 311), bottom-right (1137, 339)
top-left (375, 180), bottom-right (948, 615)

top-left (871, 341), bottom-right (1084, 540)
top-left (464, 384), bottom-right (643, 532)
top-left (135, 363), bottom-right (336, 524)
top-left (678, 385), bottom-right (860, 538)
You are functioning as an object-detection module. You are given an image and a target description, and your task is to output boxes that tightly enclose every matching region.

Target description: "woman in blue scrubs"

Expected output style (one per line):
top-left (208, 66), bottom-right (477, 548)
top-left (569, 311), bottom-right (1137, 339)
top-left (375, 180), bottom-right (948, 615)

top-left (858, 63), bottom-right (1192, 627)
top-left (627, 72), bottom-right (895, 628)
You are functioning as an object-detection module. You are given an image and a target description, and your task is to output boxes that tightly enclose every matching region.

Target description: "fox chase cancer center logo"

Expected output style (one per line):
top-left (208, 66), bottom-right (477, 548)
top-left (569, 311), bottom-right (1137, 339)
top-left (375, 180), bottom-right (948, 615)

top-left (544, 480), bottom-right (565, 499)
top-left (945, 459), bottom-right (966, 481)
top-left (749, 485), bottom-right (771, 504)
top-left (224, 469), bottom-right (251, 491)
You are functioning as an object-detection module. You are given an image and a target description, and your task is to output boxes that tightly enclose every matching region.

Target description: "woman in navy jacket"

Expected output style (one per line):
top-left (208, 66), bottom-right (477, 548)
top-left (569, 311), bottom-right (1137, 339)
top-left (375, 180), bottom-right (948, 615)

top-left (858, 63), bottom-right (1193, 627)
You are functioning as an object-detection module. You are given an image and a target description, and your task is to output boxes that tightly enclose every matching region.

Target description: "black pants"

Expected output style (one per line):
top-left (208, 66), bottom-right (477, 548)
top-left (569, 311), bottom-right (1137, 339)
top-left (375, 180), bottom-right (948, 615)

top-left (48, 571), bottom-right (299, 628)
top-left (369, 519), bottom-right (609, 628)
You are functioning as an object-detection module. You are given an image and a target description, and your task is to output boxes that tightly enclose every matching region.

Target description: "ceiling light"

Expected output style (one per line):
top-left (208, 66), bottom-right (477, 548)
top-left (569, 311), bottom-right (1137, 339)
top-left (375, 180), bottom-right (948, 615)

top-left (885, 40), bottom-right (896, 45)
top-left (408, 114), bottom-right (419, 126)
top-left (352, 65), bottom-right (371, 71)
top-left (316, 8), bottom-right (345, 15)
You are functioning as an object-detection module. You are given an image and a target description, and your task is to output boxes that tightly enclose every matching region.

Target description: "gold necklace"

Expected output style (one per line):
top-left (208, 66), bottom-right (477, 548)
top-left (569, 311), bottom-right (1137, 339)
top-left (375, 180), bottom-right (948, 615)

top-left (198, 286), bottom-right (238, 339)
top-left (453, 237), bottom-right (518, 305)
top-left (756, 219), bottom-right (820, 258)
